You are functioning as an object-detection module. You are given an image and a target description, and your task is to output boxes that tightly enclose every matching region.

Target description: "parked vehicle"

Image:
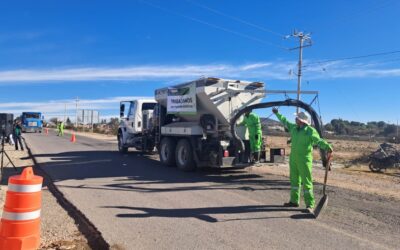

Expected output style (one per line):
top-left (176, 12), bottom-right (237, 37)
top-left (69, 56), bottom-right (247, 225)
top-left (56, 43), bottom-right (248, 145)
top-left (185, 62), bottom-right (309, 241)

top-left (21, 112), bottom-right (43, 133)
top-left (369, 143), bottom-right (400, 172)
top-left (118, 77), bottom-right (327, 172)
top-left (118, 77), bottom-right (265, 171)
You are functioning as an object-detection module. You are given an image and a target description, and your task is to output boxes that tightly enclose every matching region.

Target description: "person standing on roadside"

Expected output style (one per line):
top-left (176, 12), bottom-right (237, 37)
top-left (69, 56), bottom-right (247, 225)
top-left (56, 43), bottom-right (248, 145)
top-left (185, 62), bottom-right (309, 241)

top-left (13, 120), bottom-right (24, 151)
top-left (56, 120), bottom-right (60, 136)
top-left (58, 121), bottom-right (65, 136)
top-left (272, 108), bottom-right (332, 211)
top-left (241, 111), bottom-right (263, 163)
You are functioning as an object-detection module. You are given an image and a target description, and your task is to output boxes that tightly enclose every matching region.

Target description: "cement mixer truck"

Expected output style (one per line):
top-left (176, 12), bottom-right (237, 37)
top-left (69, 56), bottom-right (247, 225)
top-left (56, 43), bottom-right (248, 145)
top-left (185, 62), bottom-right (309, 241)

top-left (118, 77), bottom-right (265, 171)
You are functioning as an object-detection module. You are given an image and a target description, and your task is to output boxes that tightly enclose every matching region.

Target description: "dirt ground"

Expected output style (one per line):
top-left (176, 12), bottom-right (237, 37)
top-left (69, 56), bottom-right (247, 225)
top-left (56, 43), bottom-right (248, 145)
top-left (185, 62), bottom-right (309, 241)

top-left (265, 135), bottom-right (381, 163)
top-left (0, 140), bottom-right (90, 250)
top-left (264, 135), bottom-right (400, 200)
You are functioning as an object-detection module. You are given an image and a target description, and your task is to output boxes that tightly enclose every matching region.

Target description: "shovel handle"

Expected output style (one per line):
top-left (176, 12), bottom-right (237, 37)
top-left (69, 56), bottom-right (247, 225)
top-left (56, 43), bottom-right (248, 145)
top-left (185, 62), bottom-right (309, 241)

top-left (322, 151), bottom-right (332, 195)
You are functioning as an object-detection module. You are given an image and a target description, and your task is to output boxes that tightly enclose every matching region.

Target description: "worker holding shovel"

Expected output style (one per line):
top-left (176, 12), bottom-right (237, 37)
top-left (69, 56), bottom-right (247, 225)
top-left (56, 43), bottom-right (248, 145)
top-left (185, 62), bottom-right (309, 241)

top-left (272, 108), bottom-right (332, 212)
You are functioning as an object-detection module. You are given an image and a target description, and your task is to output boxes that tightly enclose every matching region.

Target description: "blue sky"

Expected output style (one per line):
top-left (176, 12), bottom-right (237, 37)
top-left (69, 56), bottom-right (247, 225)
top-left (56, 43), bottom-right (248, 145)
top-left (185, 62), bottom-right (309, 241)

top-left (1, 0), bottom-right (400, 124)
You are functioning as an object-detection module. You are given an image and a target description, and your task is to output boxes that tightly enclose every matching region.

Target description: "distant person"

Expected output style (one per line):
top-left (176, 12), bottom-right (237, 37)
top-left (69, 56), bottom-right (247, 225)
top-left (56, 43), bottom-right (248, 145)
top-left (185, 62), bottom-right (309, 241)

top-left (241, 111), bottom-right (262, 163)
top-left (56, 120), bottom-right (60, 135)
top-left (272, 108), bottom-right (332, 211)
top-left (13, 120), bottom-right (24, 151)
top-left (58, 121), bottom-right (65, 136)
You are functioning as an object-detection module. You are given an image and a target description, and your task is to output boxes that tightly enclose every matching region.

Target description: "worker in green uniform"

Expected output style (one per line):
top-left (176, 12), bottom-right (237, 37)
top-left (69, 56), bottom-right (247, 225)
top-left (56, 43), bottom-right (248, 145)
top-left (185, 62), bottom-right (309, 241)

top-left (56, 121), bottom-right (60, 135)
top-left (272, 108), bottom-right (332, 210)
top-left (58, 121), bottom-right (65, 136)
top-left (241, 111), bottom-right (263, 163)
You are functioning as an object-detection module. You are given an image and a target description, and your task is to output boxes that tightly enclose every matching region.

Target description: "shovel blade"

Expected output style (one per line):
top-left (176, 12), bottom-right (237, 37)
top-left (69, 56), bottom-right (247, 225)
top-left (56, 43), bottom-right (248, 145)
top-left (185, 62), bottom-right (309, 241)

top-left (313, 195), bottom-right (328, 218)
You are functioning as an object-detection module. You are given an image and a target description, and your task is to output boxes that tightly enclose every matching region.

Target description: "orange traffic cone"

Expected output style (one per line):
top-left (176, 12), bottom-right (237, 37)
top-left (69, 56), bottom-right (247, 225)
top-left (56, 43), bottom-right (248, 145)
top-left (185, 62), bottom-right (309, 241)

top-left (0, 167), bottom-right (43, 250)
top-left (70, 133), bottom-right (76, 143)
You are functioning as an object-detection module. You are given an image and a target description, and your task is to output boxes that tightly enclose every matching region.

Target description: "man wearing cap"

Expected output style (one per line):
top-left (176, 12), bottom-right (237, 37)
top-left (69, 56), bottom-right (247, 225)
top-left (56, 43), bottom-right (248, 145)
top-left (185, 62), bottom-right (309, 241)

top-left (241, 111), bottom-right (263, 163)
top-left (272, 108), bottom-right (332, 211)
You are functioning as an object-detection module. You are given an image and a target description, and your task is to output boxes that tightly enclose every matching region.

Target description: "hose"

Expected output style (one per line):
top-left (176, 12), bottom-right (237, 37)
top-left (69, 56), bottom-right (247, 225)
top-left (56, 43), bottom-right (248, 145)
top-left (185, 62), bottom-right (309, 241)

top-left (230, 99), bottom-right (330, 168)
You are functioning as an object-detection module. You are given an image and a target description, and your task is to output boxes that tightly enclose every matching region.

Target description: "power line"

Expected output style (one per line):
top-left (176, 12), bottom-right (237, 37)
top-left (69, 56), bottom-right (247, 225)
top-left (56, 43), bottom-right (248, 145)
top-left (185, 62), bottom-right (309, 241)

top-left (303, 50), bottom-right (400, 68)
top-left (185, 0), bottom-right (285, 38)
top-left (138, 0), bottom-right (288, 50)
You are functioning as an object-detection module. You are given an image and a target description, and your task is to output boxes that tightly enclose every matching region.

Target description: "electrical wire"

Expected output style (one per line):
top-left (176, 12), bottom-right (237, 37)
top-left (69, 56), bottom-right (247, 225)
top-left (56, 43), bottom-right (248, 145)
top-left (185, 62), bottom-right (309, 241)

top-left (303, 50), bottom-right (400, 68)
top-left (185, 0), bottom-right (285, 38)
top-left (137, 0), bottom-right (288, 50)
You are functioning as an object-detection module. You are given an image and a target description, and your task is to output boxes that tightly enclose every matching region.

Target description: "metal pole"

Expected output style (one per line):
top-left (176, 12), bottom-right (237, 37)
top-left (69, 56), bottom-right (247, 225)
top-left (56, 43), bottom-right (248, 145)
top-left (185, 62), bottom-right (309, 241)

top-left (64, 103), bottom-right (66, 123)
top-left (75, 97), bottom-right (79, 130)
top-left (91, 110), bottom-right (94, 133)
top-left (287, 30), bottom-right (312, 114)
top-left (296, 36), bottom-right (304, 114)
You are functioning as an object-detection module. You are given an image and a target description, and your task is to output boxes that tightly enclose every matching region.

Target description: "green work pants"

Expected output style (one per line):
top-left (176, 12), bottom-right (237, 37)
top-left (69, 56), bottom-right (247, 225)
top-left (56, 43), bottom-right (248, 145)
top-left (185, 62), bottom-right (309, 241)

top-left (249, 132), bottom-right (262, 153)
top-left (289, 157), bottom-right (314, 208)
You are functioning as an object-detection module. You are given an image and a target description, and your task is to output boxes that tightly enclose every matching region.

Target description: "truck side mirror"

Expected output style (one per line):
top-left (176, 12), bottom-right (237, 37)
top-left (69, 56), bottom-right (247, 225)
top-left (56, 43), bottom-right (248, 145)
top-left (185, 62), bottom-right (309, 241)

top-left (120, 104), bottom-right (125, 118)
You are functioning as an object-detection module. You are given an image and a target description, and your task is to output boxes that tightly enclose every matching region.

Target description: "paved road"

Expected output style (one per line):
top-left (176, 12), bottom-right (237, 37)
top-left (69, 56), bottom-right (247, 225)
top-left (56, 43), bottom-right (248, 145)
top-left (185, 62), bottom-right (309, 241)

top-left (24, 132), bottom-right (399, 250)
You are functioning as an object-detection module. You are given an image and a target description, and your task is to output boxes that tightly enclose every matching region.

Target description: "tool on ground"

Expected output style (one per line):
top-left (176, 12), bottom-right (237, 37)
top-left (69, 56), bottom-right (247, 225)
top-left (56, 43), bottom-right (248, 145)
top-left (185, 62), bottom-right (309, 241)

top-left (313, 151), bottom-right (332, 218)
top-left (70, 133), bottom-right (76, 143)
top-left (0, 166), bottom-right (43, 250)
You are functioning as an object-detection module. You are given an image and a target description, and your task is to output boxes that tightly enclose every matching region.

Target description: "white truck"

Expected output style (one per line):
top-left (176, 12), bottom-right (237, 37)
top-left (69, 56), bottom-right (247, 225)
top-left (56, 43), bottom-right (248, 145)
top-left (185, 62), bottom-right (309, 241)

top-left (118, 77), bottom-right (266, 171)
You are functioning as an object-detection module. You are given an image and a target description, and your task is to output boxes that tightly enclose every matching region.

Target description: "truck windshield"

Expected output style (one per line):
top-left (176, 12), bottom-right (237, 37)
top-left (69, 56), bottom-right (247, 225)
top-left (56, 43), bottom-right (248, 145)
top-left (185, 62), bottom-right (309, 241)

top-left (142, 103), bottom-right (156, 110)
top-left (24, 113), bottom-right (40, 119)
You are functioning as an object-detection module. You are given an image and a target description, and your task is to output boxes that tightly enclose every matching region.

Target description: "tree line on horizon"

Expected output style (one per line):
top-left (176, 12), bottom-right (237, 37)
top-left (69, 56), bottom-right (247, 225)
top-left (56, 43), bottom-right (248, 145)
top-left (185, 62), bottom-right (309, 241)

top-left (324, 119), bottom-right (398, 138)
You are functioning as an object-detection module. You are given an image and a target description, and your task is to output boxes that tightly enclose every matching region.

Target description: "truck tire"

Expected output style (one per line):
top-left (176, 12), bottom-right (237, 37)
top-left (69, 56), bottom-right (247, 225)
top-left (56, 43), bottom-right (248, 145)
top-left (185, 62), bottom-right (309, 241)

top-left (160, 137), bottom-right (176, 166)
top-left (175, 139), bottom-right (196, 171)
top-left (118, 134), bottom-right (128, 154)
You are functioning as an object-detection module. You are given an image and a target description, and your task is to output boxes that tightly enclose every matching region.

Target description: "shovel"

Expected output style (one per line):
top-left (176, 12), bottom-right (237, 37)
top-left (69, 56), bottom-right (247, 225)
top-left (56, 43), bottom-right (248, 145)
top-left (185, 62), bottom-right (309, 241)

top-left (313, 151), bottom-right (332, 218)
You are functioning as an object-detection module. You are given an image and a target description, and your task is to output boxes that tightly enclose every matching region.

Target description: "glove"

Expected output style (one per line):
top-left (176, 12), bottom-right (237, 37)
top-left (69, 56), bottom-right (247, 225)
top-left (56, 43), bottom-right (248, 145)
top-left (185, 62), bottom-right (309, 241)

top-left (272, 107), bottom-right (278, 114)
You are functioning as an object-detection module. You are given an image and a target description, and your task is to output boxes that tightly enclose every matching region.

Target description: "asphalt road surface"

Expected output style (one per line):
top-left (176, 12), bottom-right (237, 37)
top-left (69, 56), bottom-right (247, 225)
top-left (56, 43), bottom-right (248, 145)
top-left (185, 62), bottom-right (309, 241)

top-left (24, 132), bottom-right (400, 250)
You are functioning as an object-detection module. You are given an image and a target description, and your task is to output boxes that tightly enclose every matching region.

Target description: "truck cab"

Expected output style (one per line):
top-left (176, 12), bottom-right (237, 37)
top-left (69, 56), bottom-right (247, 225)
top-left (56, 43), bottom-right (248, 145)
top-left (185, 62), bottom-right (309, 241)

top-left (21, 112), bottom-right (43, 133)
top-left (118, 99), bottom-right (157, 153)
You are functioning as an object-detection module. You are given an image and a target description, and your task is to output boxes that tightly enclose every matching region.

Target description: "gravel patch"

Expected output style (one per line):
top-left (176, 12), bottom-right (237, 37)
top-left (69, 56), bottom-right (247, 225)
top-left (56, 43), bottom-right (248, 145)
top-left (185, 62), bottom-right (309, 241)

top-left (0, 139), bottom-right (90, 249)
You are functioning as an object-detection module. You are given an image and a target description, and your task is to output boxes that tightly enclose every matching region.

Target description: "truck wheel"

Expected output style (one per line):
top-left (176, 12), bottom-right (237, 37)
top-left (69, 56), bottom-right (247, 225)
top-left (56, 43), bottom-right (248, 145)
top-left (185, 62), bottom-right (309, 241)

top-left (175, 139), bottom-right (196, 171)
top-left (160, 137), bottom-right (176, 166)
top-left (118, 134), bottom-right (128, 154)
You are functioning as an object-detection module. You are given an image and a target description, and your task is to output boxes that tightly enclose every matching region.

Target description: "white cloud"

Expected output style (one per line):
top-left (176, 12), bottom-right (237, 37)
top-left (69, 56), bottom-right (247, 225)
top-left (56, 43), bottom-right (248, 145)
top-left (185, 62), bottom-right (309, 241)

top-left (0, 96), bottom-right (148, 120)
top-left (0, 60), bottom-right (398, 84)
top-left (0, 63), bottom-right (295, 83)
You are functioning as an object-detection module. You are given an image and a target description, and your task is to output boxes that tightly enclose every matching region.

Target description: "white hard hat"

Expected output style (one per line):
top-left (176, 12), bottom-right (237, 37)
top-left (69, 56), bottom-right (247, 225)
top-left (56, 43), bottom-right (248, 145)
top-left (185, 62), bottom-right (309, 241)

top-left (295, 112), bottom-right (311, 125)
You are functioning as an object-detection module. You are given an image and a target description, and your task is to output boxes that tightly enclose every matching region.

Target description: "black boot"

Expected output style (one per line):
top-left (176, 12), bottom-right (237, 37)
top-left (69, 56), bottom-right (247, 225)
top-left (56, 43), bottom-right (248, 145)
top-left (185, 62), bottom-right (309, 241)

top-left (283, 202), bottom-right (299, 207)
top-left (253, 152), bottom-right (260, 163)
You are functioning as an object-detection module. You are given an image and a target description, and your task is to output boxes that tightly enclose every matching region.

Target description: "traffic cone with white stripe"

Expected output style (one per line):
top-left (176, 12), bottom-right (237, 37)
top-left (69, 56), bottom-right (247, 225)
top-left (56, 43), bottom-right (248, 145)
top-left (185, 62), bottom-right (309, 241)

top-left (0, 167), bottom-right (43, 250)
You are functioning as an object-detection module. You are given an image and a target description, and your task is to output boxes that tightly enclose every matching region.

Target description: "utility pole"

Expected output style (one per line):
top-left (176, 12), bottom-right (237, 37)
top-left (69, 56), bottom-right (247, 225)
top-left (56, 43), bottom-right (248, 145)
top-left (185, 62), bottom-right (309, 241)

top-left (75, 97), bottom-right (79, 130)
top-left (64, 103), bottom-right (67, 123)
top-left (287, 30), bottom-right (312, 114)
